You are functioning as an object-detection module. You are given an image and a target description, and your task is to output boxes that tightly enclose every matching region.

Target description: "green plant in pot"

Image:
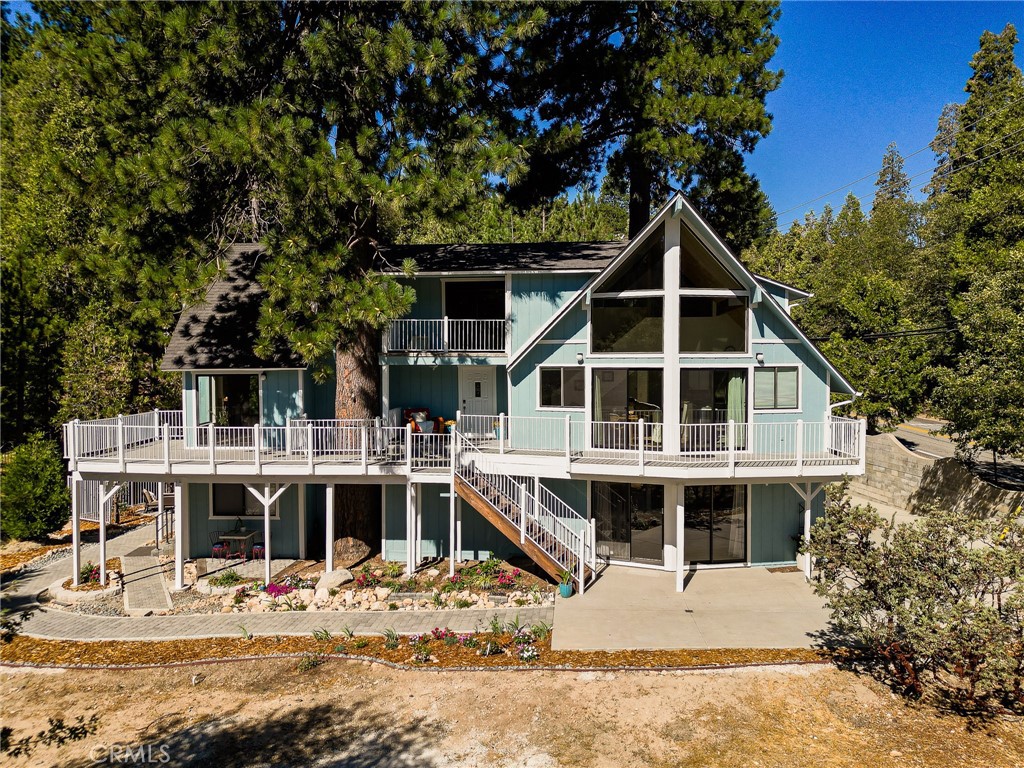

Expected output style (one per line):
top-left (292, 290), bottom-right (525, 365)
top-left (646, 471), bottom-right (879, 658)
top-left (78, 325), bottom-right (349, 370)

top-left (557, 569), bottom-right (573, 598)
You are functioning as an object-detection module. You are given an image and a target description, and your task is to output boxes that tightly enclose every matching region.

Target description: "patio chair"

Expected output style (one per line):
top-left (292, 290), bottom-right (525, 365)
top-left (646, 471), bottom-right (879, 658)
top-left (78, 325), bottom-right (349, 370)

top-left (209, 532), bottom-right (228, 560)
top-left (251, 531), bottom-right (266, 561)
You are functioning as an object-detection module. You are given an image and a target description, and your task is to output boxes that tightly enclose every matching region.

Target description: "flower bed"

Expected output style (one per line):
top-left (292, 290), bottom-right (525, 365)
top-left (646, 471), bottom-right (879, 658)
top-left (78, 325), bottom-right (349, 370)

top-left (60, 558), bottom-right (122, 592)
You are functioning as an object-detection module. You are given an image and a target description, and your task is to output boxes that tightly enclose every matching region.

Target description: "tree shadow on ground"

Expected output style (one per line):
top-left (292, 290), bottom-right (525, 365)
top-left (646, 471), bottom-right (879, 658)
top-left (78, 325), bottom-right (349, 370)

top-left (62, 697), bottom-right (445, 768)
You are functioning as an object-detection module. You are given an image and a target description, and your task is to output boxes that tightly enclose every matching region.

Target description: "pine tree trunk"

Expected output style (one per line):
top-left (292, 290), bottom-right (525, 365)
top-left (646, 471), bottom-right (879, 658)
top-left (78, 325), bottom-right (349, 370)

top-left (331, 323), bottom-right (382, 564)
top-left (626, 147), bottom-right (653, 238)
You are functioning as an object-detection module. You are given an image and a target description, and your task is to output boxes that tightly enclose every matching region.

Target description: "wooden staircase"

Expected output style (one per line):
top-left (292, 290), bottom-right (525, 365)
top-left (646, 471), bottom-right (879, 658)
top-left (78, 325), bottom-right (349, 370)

top-left (453, 433), bottom-right (594, 592)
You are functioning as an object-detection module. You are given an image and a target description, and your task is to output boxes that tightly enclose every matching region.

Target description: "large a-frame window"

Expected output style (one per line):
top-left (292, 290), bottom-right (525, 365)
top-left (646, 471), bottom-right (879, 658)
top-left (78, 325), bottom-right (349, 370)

top-left (679, 221), bottom-right (748, 354)
top-left (591, 224), bottom-right (665, 354)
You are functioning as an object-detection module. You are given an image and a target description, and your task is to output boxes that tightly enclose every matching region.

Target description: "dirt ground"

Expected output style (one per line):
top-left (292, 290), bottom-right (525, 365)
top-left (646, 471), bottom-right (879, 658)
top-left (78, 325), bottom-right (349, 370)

top-left (3, 661), bottom-right (1022, 767)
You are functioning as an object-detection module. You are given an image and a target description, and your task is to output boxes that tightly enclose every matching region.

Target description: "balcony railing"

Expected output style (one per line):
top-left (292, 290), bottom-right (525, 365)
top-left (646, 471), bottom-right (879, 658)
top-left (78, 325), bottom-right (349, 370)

top-left (64, 410), bottom-right (865, 476)
top-left (383, 317), bottom-right (507, 354)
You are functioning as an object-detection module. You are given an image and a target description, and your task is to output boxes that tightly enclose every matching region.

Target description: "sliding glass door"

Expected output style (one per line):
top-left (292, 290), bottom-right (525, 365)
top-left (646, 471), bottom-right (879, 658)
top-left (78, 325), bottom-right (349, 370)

top-left (593, 482), bottom-right (665, 565)
top-left (679, 369), bottom-right (747, 451)
top-left (683, 485), bottom-right (747, 565)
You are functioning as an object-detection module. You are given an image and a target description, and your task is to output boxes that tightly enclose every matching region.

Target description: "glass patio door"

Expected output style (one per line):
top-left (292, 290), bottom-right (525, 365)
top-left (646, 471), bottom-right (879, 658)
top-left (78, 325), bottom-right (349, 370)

top-left (683, 485), bottom-right (747, 565)
top-left (593, 482), bottom-right (665, 565)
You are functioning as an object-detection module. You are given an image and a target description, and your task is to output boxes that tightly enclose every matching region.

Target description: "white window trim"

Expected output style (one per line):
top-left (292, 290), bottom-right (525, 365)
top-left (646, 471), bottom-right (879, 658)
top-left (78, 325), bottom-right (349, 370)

top-left (537, 366), bottom-right (586, 411)
top-left (753, 365), bottom-right (802, 413)
top-left (208, 484), bottom-right (282, 521)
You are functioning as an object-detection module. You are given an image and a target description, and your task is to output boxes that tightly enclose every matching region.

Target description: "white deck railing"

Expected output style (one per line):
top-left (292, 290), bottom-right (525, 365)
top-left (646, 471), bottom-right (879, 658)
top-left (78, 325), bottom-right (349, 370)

top-left (65, 411), bottom-right (865, 475)
top-left (383, 318), bottom-right (507, 354)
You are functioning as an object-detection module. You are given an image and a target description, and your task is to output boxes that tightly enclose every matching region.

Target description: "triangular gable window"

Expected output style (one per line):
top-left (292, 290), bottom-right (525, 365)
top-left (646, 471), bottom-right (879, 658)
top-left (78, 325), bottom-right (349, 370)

top-left (596, 224), bottom-right (664, 293)
top-left (680, 221), bottom-right (742, 290)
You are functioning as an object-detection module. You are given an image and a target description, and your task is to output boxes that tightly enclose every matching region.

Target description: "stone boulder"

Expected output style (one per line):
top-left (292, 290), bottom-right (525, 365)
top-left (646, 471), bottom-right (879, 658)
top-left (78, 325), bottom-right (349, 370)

top-left (315, 569), bottom-right (354, 593)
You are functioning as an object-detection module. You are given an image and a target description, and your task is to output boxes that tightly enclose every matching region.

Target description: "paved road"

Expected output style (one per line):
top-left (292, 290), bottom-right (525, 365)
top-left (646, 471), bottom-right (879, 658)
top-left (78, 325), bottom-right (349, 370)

top-left (894, 417), bottom-right (1024, 491)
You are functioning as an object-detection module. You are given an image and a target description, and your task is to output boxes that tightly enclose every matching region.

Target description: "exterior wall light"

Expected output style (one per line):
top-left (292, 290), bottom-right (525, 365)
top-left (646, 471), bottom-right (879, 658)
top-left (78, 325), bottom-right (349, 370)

top-left (755, 352), bottom-right (764, 365)
top-left (576, 352), bottom-right (584, 365)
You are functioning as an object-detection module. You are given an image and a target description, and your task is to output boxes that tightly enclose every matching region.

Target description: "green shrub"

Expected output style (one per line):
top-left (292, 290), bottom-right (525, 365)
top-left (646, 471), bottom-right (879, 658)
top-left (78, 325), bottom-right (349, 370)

top-left (209, 569), bottom-right (243, 588)
top-left (0, 434), bottom-right (71, 541)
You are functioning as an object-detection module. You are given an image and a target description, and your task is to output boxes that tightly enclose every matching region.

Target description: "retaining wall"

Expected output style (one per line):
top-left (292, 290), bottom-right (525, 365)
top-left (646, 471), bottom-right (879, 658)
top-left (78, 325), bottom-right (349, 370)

top-left (849, 433), bottom-right (1023, 516)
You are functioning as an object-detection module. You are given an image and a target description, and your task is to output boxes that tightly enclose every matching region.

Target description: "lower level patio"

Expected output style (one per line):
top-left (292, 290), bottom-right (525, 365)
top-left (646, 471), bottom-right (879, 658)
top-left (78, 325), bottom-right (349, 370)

top-left (551, 565), bottom-right (831, 651)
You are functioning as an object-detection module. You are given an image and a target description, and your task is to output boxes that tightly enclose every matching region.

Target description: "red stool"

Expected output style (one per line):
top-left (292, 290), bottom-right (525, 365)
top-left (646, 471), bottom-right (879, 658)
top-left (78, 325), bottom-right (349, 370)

top-left (252, 545), bottom-right (266, 561)
top-left (212, 542), bottom-right (228, 560)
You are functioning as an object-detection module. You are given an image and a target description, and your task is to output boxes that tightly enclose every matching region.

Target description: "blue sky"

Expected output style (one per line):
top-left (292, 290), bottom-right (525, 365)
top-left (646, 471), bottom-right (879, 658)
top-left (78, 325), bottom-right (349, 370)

top-left (751, 1), bottom-right (1024, 229)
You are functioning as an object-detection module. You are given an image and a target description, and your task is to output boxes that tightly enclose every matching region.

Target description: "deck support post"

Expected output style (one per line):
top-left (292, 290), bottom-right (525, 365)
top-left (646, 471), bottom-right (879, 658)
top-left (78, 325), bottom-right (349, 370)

top-left (174, 482), bottom-right (185, 589)
top-left (675, 485), bottom-right (687, 592)
top-left (297, 483), bottom-right (306, 560)
top-left (156, 480), bottom-right (165, 546)
top-left (790, 482), bottom-right (825, 581)
top-left (325, 484), bottom-right (335, 573)
top-left (263, 483), bottom-right (272, 585)
top-left (449, 433), bottom-right (457, 576)
top-left (405, 482), bottom-right (416, 575)
top-left (71, 474), bottom-right (81, 586)
top-left (97, 481), bottom-right (122, 586)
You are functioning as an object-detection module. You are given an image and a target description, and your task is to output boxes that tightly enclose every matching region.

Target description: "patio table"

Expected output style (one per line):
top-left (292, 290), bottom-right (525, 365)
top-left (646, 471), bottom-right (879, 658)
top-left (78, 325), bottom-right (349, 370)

top-left (218, 530), bottom-right (257, 561)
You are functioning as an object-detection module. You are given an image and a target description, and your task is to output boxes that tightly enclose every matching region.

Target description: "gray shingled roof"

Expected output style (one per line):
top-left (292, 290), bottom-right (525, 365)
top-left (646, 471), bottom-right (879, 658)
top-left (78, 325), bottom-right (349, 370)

top-left (377, 240), bottom-right (626, 273)
top-left (161, 244), bottom-right (303, 371)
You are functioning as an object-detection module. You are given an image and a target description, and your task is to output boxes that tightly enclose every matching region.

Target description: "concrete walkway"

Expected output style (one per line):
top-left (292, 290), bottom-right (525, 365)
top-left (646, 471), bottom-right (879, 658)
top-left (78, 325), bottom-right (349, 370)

top-left (552, 565), bottom-right (830, 651)
top-left (3, 526), bottom-right (552, 641)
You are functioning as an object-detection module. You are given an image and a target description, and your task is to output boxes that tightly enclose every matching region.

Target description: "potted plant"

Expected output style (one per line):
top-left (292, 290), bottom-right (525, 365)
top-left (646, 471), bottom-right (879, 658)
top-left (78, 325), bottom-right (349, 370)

top-left (557, 569), bottom-right (573, 598)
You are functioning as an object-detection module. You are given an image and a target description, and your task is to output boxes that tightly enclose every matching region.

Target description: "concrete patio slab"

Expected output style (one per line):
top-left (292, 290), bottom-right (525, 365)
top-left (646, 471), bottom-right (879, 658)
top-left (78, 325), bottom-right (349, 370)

top-left (551, 565), bottom-right (830, 650)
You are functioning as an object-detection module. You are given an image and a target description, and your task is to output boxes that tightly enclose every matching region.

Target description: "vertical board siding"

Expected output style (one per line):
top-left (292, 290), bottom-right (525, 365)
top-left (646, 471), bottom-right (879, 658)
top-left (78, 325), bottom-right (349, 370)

top-left (511, 273), bottom-right (591, 350)
top-left (750, 483), bottom-right (803, 565)
top-left (383, 484), bottom-right (407, 562)
top-left (261, 370), bottom-right (303, 426)
top-left (303, 368), bottom-right (337, 420)
top-left (388, 366), bottom-right (460, 420)
top-left (417, 484), bottom-right (450, 559)
top-left (399, 278), bottom-right (442, 319)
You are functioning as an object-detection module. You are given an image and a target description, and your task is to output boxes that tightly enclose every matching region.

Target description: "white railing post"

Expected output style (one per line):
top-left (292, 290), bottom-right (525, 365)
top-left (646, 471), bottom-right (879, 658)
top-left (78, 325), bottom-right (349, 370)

top-left (637, 418), bottom-right (645, 473)
top-left (361, 423), bottom-right (368, 470)
top-left (69, 420), bottom-right (79, 471)
top-left (498, 413), bottom-right (505, 454)
top-left (406, 422), bottom-right (413, 474)
top-left (588, 519), bottom-right (596, 569)
top-left (796, 419), bottom-right (804, 475)
top-left (519, 484), bottom-right (526, 544)
top-left (117, 416), bottom-right (126, 472)
top-left (306, 423), bottom-right (314, 472)
top-left (154, 408), bottom-right (161, 445)
top-left (727, 419), bottom-right (736, 473)
top-left (285, 416), bottom-right (292, 455)
top-left (208, 423), bottom-right (215, 471)
top-left (162, 423), bottom-right (171, 473)
top-left (564, 415), bottom-right (571, 462)
top-left (253, 424), bottom-right (262, 472)
top-left (858, 419), bottom-right (867, 473)
top-left (442, 315), bottom-right (450, 352)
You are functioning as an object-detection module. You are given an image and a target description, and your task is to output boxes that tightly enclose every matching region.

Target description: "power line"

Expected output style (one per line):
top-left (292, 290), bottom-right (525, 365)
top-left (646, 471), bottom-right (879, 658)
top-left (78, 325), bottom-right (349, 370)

top-left (809, 326), bottom-right (955, 343)
top-left (777, 93), bottom-right (1024, 218)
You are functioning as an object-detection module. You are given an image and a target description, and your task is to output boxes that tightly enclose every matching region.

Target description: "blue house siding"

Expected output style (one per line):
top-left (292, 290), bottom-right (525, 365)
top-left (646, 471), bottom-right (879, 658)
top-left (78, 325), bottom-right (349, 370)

top-left (389, 366), bottom-right (460, 421)
top-left (383, 484), bottom-right (408, 562)
top-left (511, 273), bottom-right (590, 350)
top-left (303, 368), bottom-right (336, 420)
top-left (748, 483), bottom-right (824, 566)
top-left (261, 370), bottom-right (303, 426)
top-left (187, 483), bottom-right (301, 561)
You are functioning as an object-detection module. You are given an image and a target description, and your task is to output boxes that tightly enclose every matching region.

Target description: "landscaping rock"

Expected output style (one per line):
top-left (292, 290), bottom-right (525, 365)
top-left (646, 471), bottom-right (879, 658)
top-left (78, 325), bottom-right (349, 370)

top-left (315, 569), bottom-right (354, 592)
top-left (426, 568), bottom-right (441, 578)
top-left (373, 586), bottom-right (392, 601)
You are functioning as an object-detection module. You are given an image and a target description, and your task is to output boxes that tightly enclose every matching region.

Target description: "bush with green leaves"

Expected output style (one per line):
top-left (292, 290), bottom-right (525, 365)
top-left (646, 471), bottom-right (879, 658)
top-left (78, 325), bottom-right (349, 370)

top-left (805, 487), bottom-right (1023, 712)
top-left (0, 434), bottom-right (70, 541)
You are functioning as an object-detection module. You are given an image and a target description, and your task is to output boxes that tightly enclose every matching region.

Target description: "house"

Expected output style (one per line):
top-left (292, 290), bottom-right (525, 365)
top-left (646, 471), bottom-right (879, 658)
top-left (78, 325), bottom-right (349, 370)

top-left (63, 194), bottom-right (865, 594)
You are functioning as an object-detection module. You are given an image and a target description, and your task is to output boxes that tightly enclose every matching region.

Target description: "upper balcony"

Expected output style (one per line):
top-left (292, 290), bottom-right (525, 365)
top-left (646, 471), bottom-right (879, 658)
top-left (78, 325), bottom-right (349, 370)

top-left (382, 318), bottom-right (508, 355)
top-left (64, 410), bottom-right (865, 482)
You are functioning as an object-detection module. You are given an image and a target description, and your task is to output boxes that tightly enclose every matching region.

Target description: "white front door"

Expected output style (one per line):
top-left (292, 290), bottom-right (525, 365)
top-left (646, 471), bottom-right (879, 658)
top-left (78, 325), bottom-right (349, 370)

top-left (459, 366), bottom-right (496, 416)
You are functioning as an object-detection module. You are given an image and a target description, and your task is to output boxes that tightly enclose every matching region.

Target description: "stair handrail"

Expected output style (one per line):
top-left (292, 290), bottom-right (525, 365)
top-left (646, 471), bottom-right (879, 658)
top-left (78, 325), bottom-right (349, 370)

top-left (454, 430), bottom-right (590, 590)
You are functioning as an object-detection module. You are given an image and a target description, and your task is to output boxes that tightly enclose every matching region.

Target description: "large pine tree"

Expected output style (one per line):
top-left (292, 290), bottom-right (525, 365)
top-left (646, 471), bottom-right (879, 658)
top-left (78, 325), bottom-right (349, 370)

top-left (502, 0), bottom-right (782, 246)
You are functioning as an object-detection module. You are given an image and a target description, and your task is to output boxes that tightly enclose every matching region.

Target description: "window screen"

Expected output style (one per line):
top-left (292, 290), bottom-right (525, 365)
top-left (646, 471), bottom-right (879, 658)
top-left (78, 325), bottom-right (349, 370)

top-left (753, 367), bottom-right (798, 409)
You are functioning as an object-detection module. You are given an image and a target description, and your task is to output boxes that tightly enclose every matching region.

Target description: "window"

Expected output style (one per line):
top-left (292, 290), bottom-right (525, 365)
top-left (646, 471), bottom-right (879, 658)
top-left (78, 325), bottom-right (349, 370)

top-left (679, 296), bottom-right (746, 353)
top-left (540, 367), bottom-right (585, 409)
top-left (598, 224), bottom-right (665, 292)
top-left (592, 368), bottom-right (663, 428)
top-left (592, 297), bottom-right (664, 353)
top-left (210, 484), bottom-right (282, 519)
top-left (754, 366), bottom-right (799, 410)
top-left (680, 222), bottom-right (742, 289)
top-left (683, 484), bottom-right (746, 565)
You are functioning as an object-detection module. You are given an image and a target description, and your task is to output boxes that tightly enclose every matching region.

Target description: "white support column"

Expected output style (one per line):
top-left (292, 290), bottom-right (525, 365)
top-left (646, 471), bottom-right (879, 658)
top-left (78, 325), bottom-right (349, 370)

top-left (449, 481), bottom-right (457, 576)
top-left (455, 500), bottom-right (463, 564)
top-left (663, 481), bottom-right (678, 572)
top-left (675, 484), bottom-right (687, 592)
top-left (263, 483), bottom-right (272, 585)
top-left (156, 481), bottom-right (165, 545)
top-left (297, 483), bottom-right (307, 560)
top-left (174, 482), bottom-right (185, 589)
top-left (98, 483), bottom-right (108, 586)
top-left (381, 485), bottom-right (388, 562)
top-left (71, 474), bottom-right (81, 586)
top-left (325, 484), bottom-right (335, 573)
top-left (663, 213), bottom-right (682, 455)
top-left (415, 486), bottom-right (423, 565)
top-left (406, 483), bottom-right (416, 575)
